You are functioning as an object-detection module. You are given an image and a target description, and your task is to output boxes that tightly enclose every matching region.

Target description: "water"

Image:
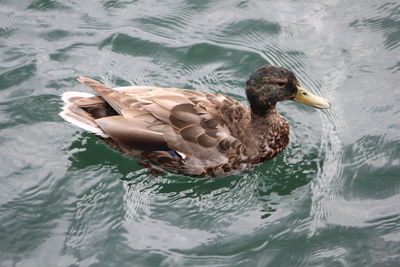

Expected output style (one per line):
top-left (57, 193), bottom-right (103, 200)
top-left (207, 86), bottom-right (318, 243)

top-left (0, 0), bottom-right (399, 266)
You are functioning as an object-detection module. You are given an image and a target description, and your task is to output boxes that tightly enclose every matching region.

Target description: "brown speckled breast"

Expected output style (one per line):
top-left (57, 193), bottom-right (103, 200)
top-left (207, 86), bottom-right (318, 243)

top-left (248, 110), bottom-right (290, 165)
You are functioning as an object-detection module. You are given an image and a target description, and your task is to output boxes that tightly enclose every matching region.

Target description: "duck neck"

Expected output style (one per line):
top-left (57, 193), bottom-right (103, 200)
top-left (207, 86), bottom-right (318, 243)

top-left (250, 107), bottom-right (281, 130)
top-left (250, 107), bottom-right (289, 160)
top-left (246, 87), bottom-right (277, 117)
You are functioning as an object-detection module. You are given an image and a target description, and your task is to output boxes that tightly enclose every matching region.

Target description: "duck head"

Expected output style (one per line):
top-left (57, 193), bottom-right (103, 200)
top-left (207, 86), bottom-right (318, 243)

top-left (246, 65), bottom-right (330, 116)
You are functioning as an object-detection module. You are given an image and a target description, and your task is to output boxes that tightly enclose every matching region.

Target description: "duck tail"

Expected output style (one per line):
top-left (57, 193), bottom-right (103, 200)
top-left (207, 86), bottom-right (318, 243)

top-left (59, 91), bottom-right (109, 138)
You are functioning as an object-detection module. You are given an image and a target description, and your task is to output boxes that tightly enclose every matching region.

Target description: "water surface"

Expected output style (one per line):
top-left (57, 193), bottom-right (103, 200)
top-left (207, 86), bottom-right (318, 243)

top-left (0, 0), bottom-right (399, 266)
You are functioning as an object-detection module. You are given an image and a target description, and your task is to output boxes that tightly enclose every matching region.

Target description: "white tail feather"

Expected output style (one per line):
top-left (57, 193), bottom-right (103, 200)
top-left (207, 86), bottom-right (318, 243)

top-left (61, 91), bottom-right (95, 103)
top-left (60, 91), bottom-right (109, 138)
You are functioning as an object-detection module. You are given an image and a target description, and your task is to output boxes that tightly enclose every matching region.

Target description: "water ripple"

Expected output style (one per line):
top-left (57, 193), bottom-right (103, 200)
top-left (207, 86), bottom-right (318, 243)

top-left (0, 62), bottom-right (37, 90)
top-left (309, 66), bottom-right (345, 235)
top-left (349, 2), bottom-right (400, 51)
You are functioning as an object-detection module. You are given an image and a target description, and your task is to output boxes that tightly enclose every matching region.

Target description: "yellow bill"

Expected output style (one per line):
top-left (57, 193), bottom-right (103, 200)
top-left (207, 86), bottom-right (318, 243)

top-left (294, 86), bottom-right (331, 109)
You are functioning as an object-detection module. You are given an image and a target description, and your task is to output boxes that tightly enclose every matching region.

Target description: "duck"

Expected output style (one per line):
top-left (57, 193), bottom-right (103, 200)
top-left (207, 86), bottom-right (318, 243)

top-left (60, 65), bottom-right (330, 177)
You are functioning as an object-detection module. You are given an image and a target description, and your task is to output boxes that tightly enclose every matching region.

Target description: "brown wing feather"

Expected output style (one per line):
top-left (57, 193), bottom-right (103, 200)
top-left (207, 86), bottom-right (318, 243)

top-left (77, 77), bottom-right (137, 114)
top-left (95, 116), bottom-right (169, 151)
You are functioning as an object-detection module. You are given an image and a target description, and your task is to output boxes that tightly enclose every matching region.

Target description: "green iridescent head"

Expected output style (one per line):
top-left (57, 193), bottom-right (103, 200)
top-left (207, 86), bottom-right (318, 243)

top-left (246, 65), bottom-right (330, 115)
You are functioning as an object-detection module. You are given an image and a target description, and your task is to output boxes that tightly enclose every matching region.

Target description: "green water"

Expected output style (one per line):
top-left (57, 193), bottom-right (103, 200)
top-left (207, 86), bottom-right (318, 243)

top-left (1, 0), bottom-right (399, 266)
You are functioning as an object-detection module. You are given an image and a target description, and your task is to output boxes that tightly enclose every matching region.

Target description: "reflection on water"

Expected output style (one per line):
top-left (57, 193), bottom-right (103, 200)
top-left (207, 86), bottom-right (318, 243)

top-left (349, 2), bottom-right (400, 51)
top-left (0, 0), bottom-right (400, 266)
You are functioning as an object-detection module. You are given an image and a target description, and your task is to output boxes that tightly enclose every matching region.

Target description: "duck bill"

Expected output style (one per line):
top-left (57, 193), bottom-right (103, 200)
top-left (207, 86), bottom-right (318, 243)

top-left (294, 86), bottom-right (331, 109)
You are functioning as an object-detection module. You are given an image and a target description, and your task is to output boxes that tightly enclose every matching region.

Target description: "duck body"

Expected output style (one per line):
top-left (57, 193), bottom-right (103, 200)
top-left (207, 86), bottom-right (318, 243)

top-left (60, 65), bottom-right (330, 177)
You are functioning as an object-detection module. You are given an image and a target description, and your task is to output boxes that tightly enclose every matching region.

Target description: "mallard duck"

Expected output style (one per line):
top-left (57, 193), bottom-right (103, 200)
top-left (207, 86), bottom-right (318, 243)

top-left (60, 65), bottom-right (330, 177)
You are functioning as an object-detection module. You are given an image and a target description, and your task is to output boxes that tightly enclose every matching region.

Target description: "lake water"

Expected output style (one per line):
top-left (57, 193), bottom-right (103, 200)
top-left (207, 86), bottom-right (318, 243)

top-left (1, 0), bottom-right (399, 266)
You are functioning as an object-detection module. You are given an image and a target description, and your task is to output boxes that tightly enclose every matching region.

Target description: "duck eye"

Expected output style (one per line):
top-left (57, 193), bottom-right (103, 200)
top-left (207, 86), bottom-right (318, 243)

top-left (277, 82), bottom-right (285, 87)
